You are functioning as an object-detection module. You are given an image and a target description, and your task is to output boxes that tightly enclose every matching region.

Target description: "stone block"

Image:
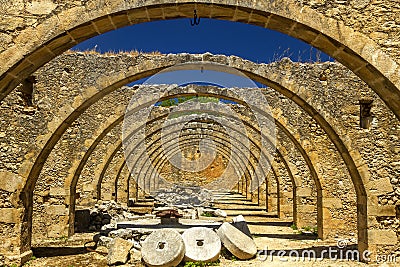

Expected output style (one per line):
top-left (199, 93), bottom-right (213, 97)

top-left (369, 205), bottom-right (396, 216)
top-left (368, 230), bottom-right (397, 245)
top-left (297, 187), bottom-right (312, 197)
top-left (107, 237), bottom-right (133, 265)
top-left (49, 187), bottom-right (67, 196)
top-left (323, 198), bottom-right (343, 209)
top-left (45, 205), bottom-right (68, 215)
top-left (297, 205), bottom-right (316, 213)
top-left (280, 204), bottom-right (293, 212)
top-left (129, 248), bottom-right (141, 263)
top-left (281, 192), bottom-right (293, 198)
top-left (182, 227), bottom-right (221, 263)
top-left (328, 219), bottom-right (345, 230)
top-left (0, 208), bottom-right (20, 223)
top-left (0, 171), bottom-right (22, 192)
top-left (83, 183), bottom-right (94, 191)
top-left (368, 178), bottom-right (393, 195)
top-left (26, 1), bottom-right (57, 15)
top-left (217, 222), bottom-right (257, 260)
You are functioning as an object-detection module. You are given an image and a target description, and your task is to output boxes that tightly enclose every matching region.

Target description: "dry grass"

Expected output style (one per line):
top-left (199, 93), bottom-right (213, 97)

top-left (66, 48), bottom-right (162, 56)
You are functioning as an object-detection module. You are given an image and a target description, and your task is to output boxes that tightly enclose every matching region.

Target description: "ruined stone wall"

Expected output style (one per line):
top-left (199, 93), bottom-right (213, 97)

top-left (299, 0), bottom-right (400, 62)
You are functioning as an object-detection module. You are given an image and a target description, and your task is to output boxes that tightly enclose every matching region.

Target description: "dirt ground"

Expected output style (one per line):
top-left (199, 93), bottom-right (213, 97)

top-left (27, 225), bottom-right (394, 267)
top-left (26, 230), bottom-right (390, 267)
top-left (26, 193), bottom-right (397, 267)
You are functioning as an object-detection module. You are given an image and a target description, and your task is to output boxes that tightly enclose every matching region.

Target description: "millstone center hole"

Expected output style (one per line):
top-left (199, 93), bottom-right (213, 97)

top-left (196, 239), bottom-right (204, 246)
top-left (157, 242), bottom-right (166, 249)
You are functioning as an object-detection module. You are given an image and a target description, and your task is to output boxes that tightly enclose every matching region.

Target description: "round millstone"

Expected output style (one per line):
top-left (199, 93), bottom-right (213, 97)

top-left (182, 227), bottom-right (221, 262)
top-left (217, 222), bottom-right (257, 260)
top-left (141, 229), bottom-right (185, 267)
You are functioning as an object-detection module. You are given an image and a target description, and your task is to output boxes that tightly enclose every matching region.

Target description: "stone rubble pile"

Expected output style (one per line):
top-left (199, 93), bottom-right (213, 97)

top-left (153, 185), bottom-right (214, 207)
top-left (89, 200), bottom-right (131, 231)
top-left (152, 206), bottom-right (227, 220)
top-left (94, 215), bottom-right (257, 266)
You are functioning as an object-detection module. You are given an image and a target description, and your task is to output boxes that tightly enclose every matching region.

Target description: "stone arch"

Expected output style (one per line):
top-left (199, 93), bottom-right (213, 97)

top-left (0, 0), bottom-right (399, 121)
top-left (132, 124), bottom-right (268, 197)
top-left (114, 161), bottom-right (129, 203)
top-left (124, 113), bottom-right (304, 218)
top-left (77, 95), bottom-right (318, 231)
top-left (19, 55), bottom-right (367, 209)
top-left (3, 53), bottom-right (383, 263)
top-left (26, 70), bottom-right (360, 251)
top-left (93, 109), bottom-right (275, 201)
top-left (123, 112), bottom-right (269, 195)
top-left (73, 108), bottom-right (296, 222)
top-left (47, 84), bottom-right (320, 239)
top-left (114, 127), bottom-right (288, 216)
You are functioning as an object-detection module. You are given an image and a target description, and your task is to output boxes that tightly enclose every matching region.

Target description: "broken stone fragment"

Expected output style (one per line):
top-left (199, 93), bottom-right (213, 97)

top-left (141, 229), bottom-right (185, 267)
top-left (108, 228), bottom-right (136, 239)
top-left (213, 209), bottom-right (227, 218)
top-left (129, 248), bottom-right (142, 263)
top-left (217, 222), bottom-right (257, 260)
top-left (107, 237), bottom-right (134, 265)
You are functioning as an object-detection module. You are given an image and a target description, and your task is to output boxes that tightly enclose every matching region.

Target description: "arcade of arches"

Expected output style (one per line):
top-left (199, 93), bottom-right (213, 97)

top-left (0, 1), bottom-right (399, 266)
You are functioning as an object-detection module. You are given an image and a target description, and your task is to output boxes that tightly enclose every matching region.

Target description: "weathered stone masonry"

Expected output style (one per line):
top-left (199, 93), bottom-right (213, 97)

top-left (0, 50), bottom-right (398, 265)
top-left (1, 0), bottom-right (400, 119)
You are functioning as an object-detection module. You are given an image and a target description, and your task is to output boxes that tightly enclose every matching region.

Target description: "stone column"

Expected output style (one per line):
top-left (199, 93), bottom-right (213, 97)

top-left (0, 207), bottom-right (33, 266)
top-left (0, 172), bottom-right (33, 266)
top-left (295, 187), bottom-right (317, 229)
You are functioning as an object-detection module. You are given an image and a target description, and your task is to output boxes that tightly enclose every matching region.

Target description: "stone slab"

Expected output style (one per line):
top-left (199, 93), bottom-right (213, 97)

top-left (107, 237), bottom-right (133, 265)
top-left (368, 229), bottom-right (397, 245)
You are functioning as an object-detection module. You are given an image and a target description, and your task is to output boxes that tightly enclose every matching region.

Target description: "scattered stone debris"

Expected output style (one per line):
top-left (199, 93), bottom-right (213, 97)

top-left (89, 200), bottom-right (127, 231)
top-left (153, 185), bottom-right (213, 207)
top-left (89, 193), bottom-right (258, 266)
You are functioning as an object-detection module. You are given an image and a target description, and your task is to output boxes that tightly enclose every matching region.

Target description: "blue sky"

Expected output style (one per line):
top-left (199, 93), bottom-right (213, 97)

top-left (72, 18), bottom-right (332, 64)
